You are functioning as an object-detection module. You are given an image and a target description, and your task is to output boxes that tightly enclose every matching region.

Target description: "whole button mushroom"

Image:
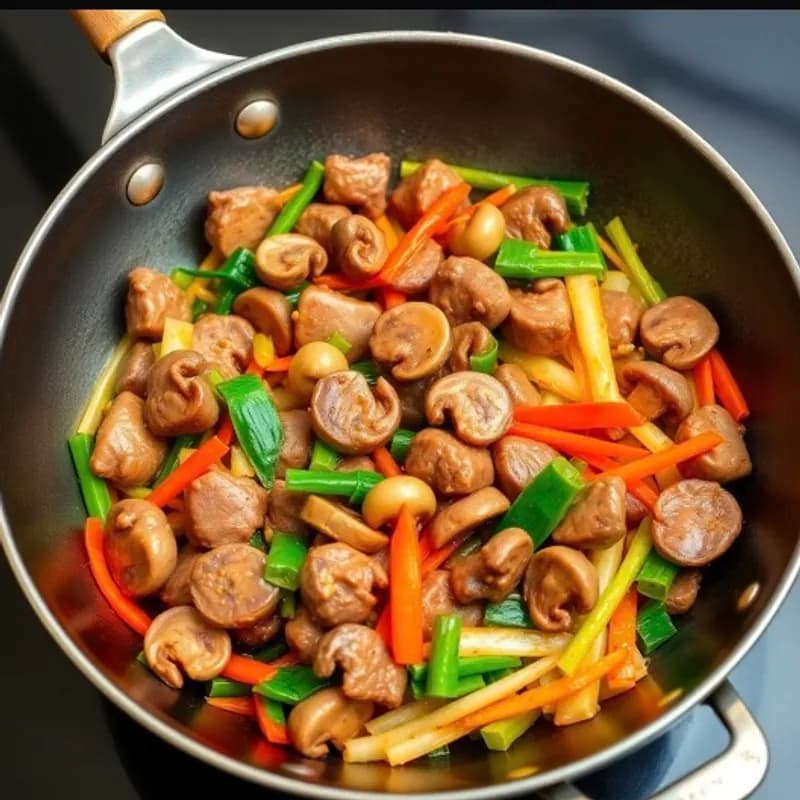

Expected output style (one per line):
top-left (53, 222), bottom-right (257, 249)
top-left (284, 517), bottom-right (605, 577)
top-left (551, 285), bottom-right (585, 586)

top-left (614, 348), bottom-right (646, 395)
top-left (144, 350), bottom-right (220, 437)
top-left (144, 606), bottom-right (231, 689)
top-left (361, 476), bottom-right (437, 530)
top-left (676, 404), bottom-right (752, 483)
top-left (491, 436), bottom-right (558, 500)
top-left (390, 158), bottom-right (462, 229)
top-left (502, 280), bottom-right (572, 357)
top-left (285, 605), bottom-right (324, 663)
top-left (125, 267), bottom-right (191, 340)
top-left (277, 409), bottom-right (313, 477)
top-left (286, 342), bottom-right (349, 402)
top-left (621, 361), bottom-right (693, 426)
top-left (160, 545), bottom-right (202, 607)
top-left (115, 341), bottom-right (156, 398)
top-left (652, 479), bottom-right (743, 567)
top-left (369, 302), bottom-right (453, 381)
top-left (449, 322), bottom-right (495, 372)
top-left (601, 289), bottom-right (645, 352)
top-left (552, 477), bottom-right (628, 550)
top-left (524, 546), bottom-right (599, 633)
top-left (313, 624), bottom-right (407, 708)
top-left (425, 372), bottom-right (513, 447)
top-left (310, 372), bottom-right (401, 456)
top-left (493, 363), bottom-right (541, 408)
top-left (192, 314), bottom-right (254, 379)
top-left (233, 287), bottom-right (293, 356)
top-left (448, 202), bottom-right (506, 261)
top-left (386, 238), bottom-right (443, 295)
top-left (665, 569), bottom-right (703, 615)
top-left (288, 687), bottom-right (374, 759)
top-left (430, 486), bottom-right (510, 549)
top-left (190, 544), bottom-right (280, 628)
top-left (500, 186), bottom-right (570, 248)
top-left (421, 571), bottom-right (483, 640)
top-left (204, 186), bottom-right (278, 256)
top-left (331, 215), bottom-right (389, 279)
top-left (323, 152), bottom-right (391, 219)
top-left (294, 203), bottom-right (352, 254)
top-left (640, 296), bottom-right (720, 369)
top-left (105, 499), bottom-right (177, 597)
top-left (255, 234), bottom-right (328, 290)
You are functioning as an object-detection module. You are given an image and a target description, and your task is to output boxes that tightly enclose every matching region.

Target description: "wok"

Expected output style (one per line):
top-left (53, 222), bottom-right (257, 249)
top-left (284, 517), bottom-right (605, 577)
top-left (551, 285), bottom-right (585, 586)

top-left (1, 10), bottom-right (798, 799)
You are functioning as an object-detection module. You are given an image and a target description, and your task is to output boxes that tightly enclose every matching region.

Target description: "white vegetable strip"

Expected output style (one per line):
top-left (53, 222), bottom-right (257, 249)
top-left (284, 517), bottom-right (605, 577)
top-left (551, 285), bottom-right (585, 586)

top-left (365, 699), bottom-right (445, 735)
top-left (456, 627), bottom-right (571, 658)
top-left (497, 343), bottom-right (582, 401)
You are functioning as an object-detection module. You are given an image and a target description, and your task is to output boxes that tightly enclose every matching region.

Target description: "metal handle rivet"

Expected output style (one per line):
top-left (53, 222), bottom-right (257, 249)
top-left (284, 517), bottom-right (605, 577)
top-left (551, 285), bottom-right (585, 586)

top-left (235, 99), bottom-right (279, 139)
top-left (126, 162), bottom-right (164, 206)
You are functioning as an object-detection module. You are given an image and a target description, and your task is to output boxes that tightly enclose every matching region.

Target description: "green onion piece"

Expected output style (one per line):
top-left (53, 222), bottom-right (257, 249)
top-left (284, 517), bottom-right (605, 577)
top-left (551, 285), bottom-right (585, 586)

top-left (191, 299), bottom-right (209, 320)
top-left (484, 593), bottom-right (533, 629)
top-left (453, 674), bottom-right (485, 697)
top-left (569, 456), bottom-right (588, 475)
top-left (152, 433), bottom-right (202, 487)
top-left (309, 439), bottom-right (340, 472)
top-left (409, 674), bottom-right (427, 700)
top-left (264, 532), bottom-right (308, 591)
top-left (253, 665), bottom-right (333, 705)
top-left (218, 375), bottom-right (284, 489)
top-left (400, 160), bottom-right (590, 216)
top-left (389, 428), bottom-right (416, 463)
top-left (263, 696), bottom-right (286, 726)
top-left (267, 160), bottom-right (326, 236)
top-left (409, 655), bottom-right (521, 686)
top-left (483, 667), bottom-right (516, 684)
top-left (284, 468), bottom-right (383, 497)
top-left (480, 710), bottom-right (539, 751)
top-left (169, 268), bottom-right (194, 289)
top-left (169, 266), bottom-right (250, 290)
top-left (350, 360), bottom-right (380, 385)
top-left (494, 457), bottom-right (584, 548)
top-left (205, 369), bottom-right (226, 392)
top-left (135, 650), bottom-right (149, 667)
top-left (637, 600), bottom-right (678, 654)
top-left (494, 239), bottom-right (606, 281)
top-left (284, 282), bottom-right (309, 308)
top-left (348, 473), bottom-right (384, 507)
top-left (637, 550), bottom-right (679, 602)
top-left (444, 533), bottom-right (483, 567)
top-left (426, 615), bottom-right (462, 698)
top-left (326, 331), bottom-right (352, 355)
top-left (251, 639), bottom-right (289, 663)
top-left (427, 745), bottom-right (451, 759)
top-left (469, 335), bottom-right (499, 374)
top-left (68, 434), bottom-right (113, 522)
top-left (206, 677), bottom-right (250, 698)
top-left (604, 217), bottom-right (667, 307)
top-left (280, 589), bottom-right (297, 618)
top-left (249, 530), bottom-right (267, 552)
top-left (554, 223), bottom-right (608, 269)
top-left (213, 248), bottom-right (259, 315)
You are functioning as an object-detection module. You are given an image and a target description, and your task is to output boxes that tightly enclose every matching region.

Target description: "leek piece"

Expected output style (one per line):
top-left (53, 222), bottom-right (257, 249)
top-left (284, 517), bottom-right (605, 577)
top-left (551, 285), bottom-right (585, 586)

top-left (480, 710), bottom-right (539, 751)
top-left (604, 217), bottom-right (667, 307)
top-left (68, 433), bottom-right (112, 521)
top-left (637, 600), bottom-right (677, 654)
top-left (309, 439), bottom-right (340, 472)
top-left (389, 428), bottom-right (416, 463)
top-left (637, 550), bottom-right (679, 602)
top-left (267, 160), bottom-right (325, 236)
top-left (484, 593), bottom-right (533, 629)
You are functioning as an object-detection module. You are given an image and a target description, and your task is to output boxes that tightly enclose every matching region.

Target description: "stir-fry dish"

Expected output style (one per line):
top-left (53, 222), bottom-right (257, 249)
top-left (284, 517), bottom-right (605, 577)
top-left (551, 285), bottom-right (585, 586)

top-left (69, 154), bottom-right (752, 764)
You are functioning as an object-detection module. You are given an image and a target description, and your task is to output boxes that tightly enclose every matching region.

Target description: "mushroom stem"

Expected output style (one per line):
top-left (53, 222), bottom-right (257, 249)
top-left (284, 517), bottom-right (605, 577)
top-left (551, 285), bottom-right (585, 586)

top-left (626, 381), bottom-right (667, 421)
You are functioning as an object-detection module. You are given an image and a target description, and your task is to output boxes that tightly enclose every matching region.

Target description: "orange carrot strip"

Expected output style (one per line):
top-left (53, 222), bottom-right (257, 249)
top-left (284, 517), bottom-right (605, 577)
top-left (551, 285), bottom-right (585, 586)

top-left (607, 588), bottom-right (638, 691)
top-left (595, 233), bottom-right (630, 273)
top-left (418, 528), bottom-right (434, 563)
top-left (254, 695), bottom-right (290, 745)
top-left (246, 358), bottom-right (265, 377)
top-left (273, 183), bottom-right (303, 208)
top-left (573, 451), bottom-right (659, 509)
top-left (390, 506), bottom-right (423, 664)
top-left (693, 355), bottom-right (715, 407)
top-left (221, 652), bottom-right (299, 686)
top-left (709, 350), bottom-right (750, 422)
top-left (263, 356), bottom-right (294, 373)
top-left (514, 402), bottom-right (644, 430)
top-left (481, 184), bottom-right (517, 207)
top-left (216, 415), bottom-right (234, 446)
top-left (373, 446), bottom-right (402, 477)
top-left (507, 423), bottom-right (649, 462)
top-left (375, 605), bottom-right (392, 648)
top-left (314, 273), bottom-right (387, 291)
top-left (421, 531), bottom-right (470, 576)
top-left (205, 696), bottom-right (256, 717)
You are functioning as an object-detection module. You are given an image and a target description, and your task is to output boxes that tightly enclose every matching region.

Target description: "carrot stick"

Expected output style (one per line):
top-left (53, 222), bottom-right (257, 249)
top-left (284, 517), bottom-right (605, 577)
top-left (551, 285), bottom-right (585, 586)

top-left (254, 696), bottom-right (290, 745)
top-left (246, 358), bottom-right (265, 377)
top-left (481, 184), bottom-right (517, 207)
top-left (390, 506), bottom-right (423, 664)
top-left (421, 531), bottom-right (470, 575)
top-left (263, 356), bottom-right (294, 373)
top-left (709, 350), bottom-right (750, 422)
top-left (418, 529), bottom-right (434, 563)
top-left (693, 355), bottom-right (715, 407)
top-left (375, 605), bottom-right (392, 648)
top-left (205, 696), bottom-right (256, 717)
top-left (514, 402), bottom-right (644, 430)
top-left (147, 436), bottom-right (229, 508)
top-left (84, 517), bottom-right (151, 636)
top-left (375, 215), bottom-right (400, 251)
top-left (314, 273), bottom-right (387, 291)
top-left (573, 451), bottom-right (660, 509)
top-left (507, 422), bottom-right (649, 462)
top-left (273, 183), bottom-right (303, 208)
top-left (221, 652), bottom-right (299, 685)
top-left (216, 415), bottom-right (234, 446)
top-left (607, 588), bottom-right (638, 691)
top-left (373, 446), bottom-right (402, 477)
top-left (595, 233), bottom-right (630, 274)
top-left (595, 432), bottom-right (723, 486)
top-left (380, 287), bottom-right (407, 309)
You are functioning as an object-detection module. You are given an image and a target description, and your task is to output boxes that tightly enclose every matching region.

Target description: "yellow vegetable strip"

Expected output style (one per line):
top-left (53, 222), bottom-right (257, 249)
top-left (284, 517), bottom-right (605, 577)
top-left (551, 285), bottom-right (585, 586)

top-left (498, 342), bottom-right (582, 401)
top-left (159, 317), bottom-right (194, 358)
top-left (540, 390), bottom-right (568, 406)
top-left (230, 445), bottom-right (256, 478)
top-left (365, 699), bottom-right (446, 735)
top-left (76, 334), bottom-right (134, 435)
top-left (185, 248), bottom-right (223, 301)
top-left (252, 333), bottom-right (276, 369)
top-left (455, 627), bottom-right (571, 658)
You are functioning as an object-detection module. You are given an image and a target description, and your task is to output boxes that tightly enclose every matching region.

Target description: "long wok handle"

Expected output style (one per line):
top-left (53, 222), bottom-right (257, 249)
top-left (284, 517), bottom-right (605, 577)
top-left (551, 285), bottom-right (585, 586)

top-left (70, 10), bottom-right (165, 57)
top-left (540, 680), bottom-right (768, 800)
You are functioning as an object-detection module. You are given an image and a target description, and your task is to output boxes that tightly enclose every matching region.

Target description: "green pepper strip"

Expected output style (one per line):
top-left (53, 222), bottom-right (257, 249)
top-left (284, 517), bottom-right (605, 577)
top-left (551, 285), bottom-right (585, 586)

top-left (264, 532), bottom-right (308, 591)
top-left (284, 282), bottom-right (309, 308)
top-left (284, 468), bottom-right (383, 497)
top-left (213, 248), bottom-right (259, 314)
top-left (152, 433), bottom-right (202, 487)
top-left (469, 335), bottom-right (499, 374)
top-left (400, 160), bottom-right (590, 216)
top-left (217, 375), bottom-right (284, 489)
top-left (253, 665), bottom-right (333, 705)
top-left (604, 217), bottom-right (667, 306)
top-left (309, 439), bottom-right (340, 472)
top-left (389, 428), bottom-right (416, 463)
top-left (426, 614), bottom-right (462, 698)
top-left (267, 160), bottom-right (326, 236)
top-left (206, 677), bottom-right (250, 698)
top-left (68, 433), bottom-right (112, 521)
top-left (637, 550), bottom-right (679, 602)
top-left (250, 639), bottom-right (289, 663)
top-left (554, 223), bottom-right (608, 266)
top-left (483, 593), bottom-right (533, 629)
top-left (637, 600), bottom-right (677, 654)
top-left (494, 457), bottom-right (584, 548)
top-left (494, 239), bottom-right (606, 281)
top-left (350, 360), bottom-right (380, 385)
top-left (326, 331), bottom-right (352, 355)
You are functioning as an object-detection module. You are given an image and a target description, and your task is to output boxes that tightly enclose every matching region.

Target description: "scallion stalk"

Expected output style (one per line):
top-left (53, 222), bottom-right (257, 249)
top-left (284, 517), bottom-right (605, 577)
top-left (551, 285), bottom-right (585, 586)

top-left (637, 600), bottom-right (678, 654)
top-left (68, 433), bottom-right (112, 522)
top-left (267, 161), bottom-right (325, 236)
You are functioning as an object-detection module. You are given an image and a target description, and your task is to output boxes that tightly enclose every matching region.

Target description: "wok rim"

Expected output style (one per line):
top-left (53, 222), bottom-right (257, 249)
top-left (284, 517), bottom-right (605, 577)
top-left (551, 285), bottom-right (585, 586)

top-left (1, 29), bottom-right (798, 798)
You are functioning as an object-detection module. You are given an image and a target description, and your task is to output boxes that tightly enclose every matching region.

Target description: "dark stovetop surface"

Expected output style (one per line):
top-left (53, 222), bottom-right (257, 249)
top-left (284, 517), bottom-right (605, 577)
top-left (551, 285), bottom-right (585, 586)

top-left (0, 10), bottom-right (798, 799)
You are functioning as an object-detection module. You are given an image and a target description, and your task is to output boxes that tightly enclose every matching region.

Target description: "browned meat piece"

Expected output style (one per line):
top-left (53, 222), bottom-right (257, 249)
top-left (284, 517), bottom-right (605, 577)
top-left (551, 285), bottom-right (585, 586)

top-left (294, 286), bottom-right (381, 363)
top-left (652, 479), bottom-right (743, 567)
top-left (625, 491), bottom-right (649, 529)
top-left (494, 363), bottom-right (540, 408)
top-left (234, 614), bottom-right (283, 649)
top-left (665, 569), bottom-right (703, 615)
top-left (91, 391), bottom-right (166, 487)
top-left (640, 296), bottom-right (720, 369)
top-left (601, 289), bottom-right (645, 351)
top-left (277, 409), bottom-right (312, 478)
top-left (313, 624), bottom-right (407, 708)
top-left (502, 280), bottom-right (572, 356)
top-left (323, 153), bottom-right (391, 219)
top-left (205, 186), bottom-right (278, 256)
top-left (421, 570), bottom-right (483, 640)
top-left (190, 544), bottom-right (280, 628)
top-left (285, 605), bottom-right (325, 663)
top-left (391, 372), bottom-right (440, 429)
top-left (115, 341), bottom-right (155, 397)
top-left (430, 487), bottom-right (510, 549)
top-left (390, 158), bottom-right (461, 228)
top-left (301, 496), bottom-right (388, 554)
top-left (232, 288), bottom-right (293, 356)
top-left (500, 186), bottom-right (570, 248)
top-left (552, 477), bottom-right (628, 549)
top-left (492, 436), bottom-right (557, 500)
top-left (159, 545), bottom-right (201, 607)
top-left (294, 203), bottom-right (351, 254)
top-left (125, 267), bottom-right (191, 340)
top-left (429, 256), bottom-right (511, 329)
top-left (337, 455), bottom-right (376, 472)
top-left (105, 499), bottom-right (177, 597)
top-left (299, 543), bottom-right (387, 627)
top-left (266, 480), bottom-right (308, 537)
top-left (256, 234), bottom-right (328, 290)
top-left (331, 215), bottom-right (388, 279)
top-left (622, 361), bottom-right (693, 426)
top-left (524, 546), bottom-right (598, 632)
top-left (386, 238), bottom-right (443, 294)
top-left (184, 470), bottom-right (267, 548)
top-left (405, 428), bottom-right (494, 496)
top-left (449, 322), bottom-right (494, 372)
top-left (192, 313), bottom-right (254, 379)
top-left (676, 404), bottom-right (752, 483)
top-left (451, 527), bottom-right (533, 604)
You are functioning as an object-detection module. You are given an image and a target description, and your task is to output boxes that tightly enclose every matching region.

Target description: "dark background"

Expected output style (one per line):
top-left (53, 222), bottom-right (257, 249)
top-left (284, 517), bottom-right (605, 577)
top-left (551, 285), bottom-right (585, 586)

top-left (0, 10), bottom-right (798, 799)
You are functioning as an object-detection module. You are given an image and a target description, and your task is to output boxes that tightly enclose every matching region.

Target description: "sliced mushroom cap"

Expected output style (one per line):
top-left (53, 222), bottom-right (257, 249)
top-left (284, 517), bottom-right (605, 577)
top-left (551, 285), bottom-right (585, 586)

top-left (552, 477), bottom-right (627, 549)
top-left (622, 361), bottom-right (693, 425)
top-left (449, 322), bottom-right (495, 372)
top-left (331, 215), bottom-right (388, 279)
top-left (277, 409), bottom-right (312, 477)
top-left (430, 486), bottom-right (510, 549)
top-left (386, 238), bottom-right (444, 294)
top-left (105, 499), bottom-right (177, 597)
top-left (192, 314), bottom-right (254, 379)
top-left (288, 687), bottom-right (374, 759)
top-left (640, 296), bottom-right (720, 369)
top-left (601, 289), bottom-right (646, 351)
top-left (369, 302), bottom-right (452, 381)
top-left (493, 363), bottom-right (541, 408)
top-left (255, 233), bottom-right (328, 290)
top-left (160, 545), bottom-right (202, 607)
top-left (676, 404), bottom-right (752, 483)
top-left (300, 495), bottom-right (389, 554)
top-left (115, 340), bottom-right (156, 398)
top-left (125, 267), bottom-right (191, 340)
top-left (310, 372), bottom-right (401, 455)
top-left (232, 288), bottom-right (293, 356)
top-left (425, 371), bottom-right (512, 446)
top-left (294, 203), bottom-right (352, 253)
top-left (144, 606), bottom-right (231, 689)
top-left (524, 546), bottom-right (598, 632)
top-left (285, 605), bottom-right (324, 663)
top-left (190, 544), bottom-right (280, 628)
top-left (421, 570), bottom-right (483, 640)
top-left (665, 568), bottom-right (703, 615)
top-left (652, 479), bottom-right (743, 567)
top-left (614, 348), bottom-right (646, 394)
top-left (313, 623), bottom-right (407, 708)
top-left (500, 186), bottom-right (570, 248)
top-left (501, 280), bottom-right (572, 357)
top-left (405, 428), bottom-right (494, 496)
top-left (491, 436), bottom-right (558, 501)
top-left (144, 350), bottom-right (220, 437)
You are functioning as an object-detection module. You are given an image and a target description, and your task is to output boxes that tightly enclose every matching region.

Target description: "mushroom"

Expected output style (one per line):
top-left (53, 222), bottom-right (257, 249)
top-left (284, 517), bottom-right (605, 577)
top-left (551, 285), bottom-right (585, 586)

top-left (331, 215), bottom-right (388, 279)
top-left (369, 302), bottom-right (452, 381)
top-left (301, 495), bottom-right (389, 554)
top-left (313, 624), bottom-right (407, 708)
top-left (425, 371), bottom-right (512, 446)
top-left (361, 476), bottom-right (437, 529)
top-left (310, 372), bottom-right (401, 455)
top-left (144, 349), bottom-right (220, 437)
top-left (621, 361), bottom-right (693, 425)
top-left (501, 280), bottom-right (572, 357)
top-left (430, 486), bottom-right (510, 548)
top-left (144, 606), bottom-right (231, 689)
top-left (192, 314), bottom-right (254, 379)
top-left (232, 287), bottom-right (293, 356)
top-left (652, 479), bottom-right (743, 567)
top-left (640, 296), bottom-right (720, 369)
top-left (294, 203), bottom-right (352, 254)
top-left (115, 340), bottom-right (155, 398)
top-left (190, 544), bottom-right (280, 628)
top-left (552, 477), bottom-right (628, 549)
top-left (614, 348), bottom-right (646, 394)
top-left (255, 233), bottom-right (328, 290)
top-left (523, 546), bottom-right (598, 632)
top-left (337, 455), bottom-right (377, 473)
top-left (676, 404), bottom-right (752, 483)
top-left (500, 186), bottom-right (570, 248)
top-left (125, 267), bottom-right (191, 340)
top-left (448, 202), bottom-right (506, 261)
top-left (493, 363), bottom-right (541, 408)
top-left (286, 342), bottom-right (349, 401)
top-left (449, 322), bottom-right (495, 372)
top-left (491, 436), bottom-right (558, 501)
top-left (665, 569), bottom-right (703, 616)
top-left (288, 688), bottom-right (374, 759)
top-left (386, 238), bottom-right (443, 294)
top-left (105, 499), bottom-right (177, 597)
